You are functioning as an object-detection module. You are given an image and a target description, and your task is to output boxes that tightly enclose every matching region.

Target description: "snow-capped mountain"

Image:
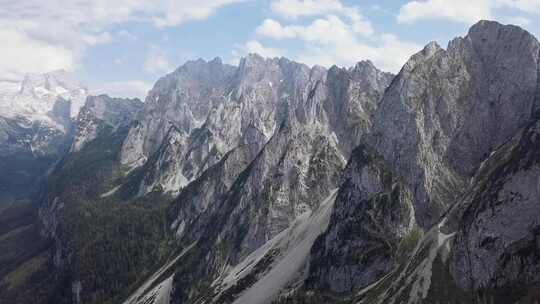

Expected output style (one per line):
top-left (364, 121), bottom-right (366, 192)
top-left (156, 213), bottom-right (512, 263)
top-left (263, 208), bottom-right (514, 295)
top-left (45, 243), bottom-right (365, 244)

top-left (0, 70), bottom-right (88, 127)
top-left (0, 70), bottom-right (89, 199)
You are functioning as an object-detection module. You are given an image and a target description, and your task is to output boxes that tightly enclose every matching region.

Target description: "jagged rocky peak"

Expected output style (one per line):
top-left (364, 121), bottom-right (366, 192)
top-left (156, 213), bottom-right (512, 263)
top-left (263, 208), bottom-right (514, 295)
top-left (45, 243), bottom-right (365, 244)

top-left (120, 54), bottom-right (334, 195)
top-left (71, 94), bottom-right (143, 152)
top-left (466, 19), bottom-right (539, 52)
top-left (80, 94), bottom-right (142, 120)
top-left (232, 54), bottom-right (323, 112)
top-left (20, 69), bottom-right (88, 118)
top-left (147, 57), bottom-right (235, 117)
top-left (401, 41), bottom-right (442, 72)
top-left (349, 60), bottom-right (394, 89)
top-left (120, 58), bottom-right (236, 169)
top-left (369, 20), bottom-right (540, 228)
top-left (236, 54), bottom-right (312, 84)
top-left (323, 62), bottom-right (393, 157)
top-left (119, 53), bottom-right (393, 196)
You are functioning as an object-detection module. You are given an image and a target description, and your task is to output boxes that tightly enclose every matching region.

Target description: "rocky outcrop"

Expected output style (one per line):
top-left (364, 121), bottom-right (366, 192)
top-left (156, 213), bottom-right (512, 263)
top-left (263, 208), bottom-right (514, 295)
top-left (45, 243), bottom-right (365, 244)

top-left (71, 95), bottom-right (142, 152)
top-left (370, 20), bottom-right (540, 228)
top-left (351, 115), bottom-right (540, 304)
top-left (448, 114), bottom-right (540, 300)
top-left (166, 55), bottom-right (393, 257)
top-left (307, 145), bottom-right (415, 293)
top-left (280, 20), bottom-right (540, 301)
top-left (120, 58), bottom-right (237, 188)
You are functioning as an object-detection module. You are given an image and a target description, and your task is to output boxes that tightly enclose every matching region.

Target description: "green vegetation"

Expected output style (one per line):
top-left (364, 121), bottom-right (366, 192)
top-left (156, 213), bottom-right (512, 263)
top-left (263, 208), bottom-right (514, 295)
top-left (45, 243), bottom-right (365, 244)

top-left (28, 124), bottom-right (177, 304)
top-left (396, 226), bottom-right (424, 263)
top-left (2, 254), bottom-right (48, 290)
top-left (58, 195), bottom-right (173, 304)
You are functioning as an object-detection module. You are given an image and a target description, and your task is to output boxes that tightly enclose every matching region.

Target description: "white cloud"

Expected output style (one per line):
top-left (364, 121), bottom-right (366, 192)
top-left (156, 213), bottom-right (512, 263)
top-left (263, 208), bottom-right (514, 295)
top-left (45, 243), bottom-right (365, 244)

top-left (504, 15), bottom-right (532, 26)
top-left (253, 0), bottom-right (389, 70)
top-left (269, 0), bottom-right (373, 36)
top-left (256, 19), bottom-right (297, 39)
top-left (296, 33), bottom-right (421, 73)
top-left (497, 0), bottom-right (540, 13)
top-left (0, 28), bottom-right (78, 82)
top-left (144, 46), bottom-right (173, 74)
top-left (117, 30), bottom-right (138, 41)
top-left (397, 0), bottom-right (540, 24)
top-left (92, 80), bottom-right (153, 99)
top-left (257, 16), bottom-right (367, 44)
top-left (255, 13), bottom-right (420, 72)
top-left (270, 0), bottom-right (346, 18)
top-left (242, 40), bottom-right (286, 58)
top-left (397, 0), bottom-right (492, 24)
top-left (82, 32), bottom-right (113, 46)
top-left (152, 0), bottom-right (244, 27)
top-left (230, 40), bottom-right (286, 66)
top-left (0, 0), bottom-right (243, 81)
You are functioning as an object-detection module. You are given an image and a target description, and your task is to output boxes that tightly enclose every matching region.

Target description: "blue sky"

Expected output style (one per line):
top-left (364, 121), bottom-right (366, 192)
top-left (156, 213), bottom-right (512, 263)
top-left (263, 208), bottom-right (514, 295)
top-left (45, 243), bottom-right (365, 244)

top-left (1, 0), bottom-right (540, 99)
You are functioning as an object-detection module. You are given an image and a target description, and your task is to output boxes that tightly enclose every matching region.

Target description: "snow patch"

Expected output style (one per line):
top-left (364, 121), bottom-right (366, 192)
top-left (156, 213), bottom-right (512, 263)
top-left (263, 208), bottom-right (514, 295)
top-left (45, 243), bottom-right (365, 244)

top-left (100, 185), bottom-right (121, 198)
top-left (34, 86), bottom-right (51, 98)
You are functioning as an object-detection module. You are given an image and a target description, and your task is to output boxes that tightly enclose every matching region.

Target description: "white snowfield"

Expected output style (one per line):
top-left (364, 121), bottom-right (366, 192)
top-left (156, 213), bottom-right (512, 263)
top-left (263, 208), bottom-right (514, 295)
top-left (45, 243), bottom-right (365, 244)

top-left (0, 70), bottom-right (88, 130)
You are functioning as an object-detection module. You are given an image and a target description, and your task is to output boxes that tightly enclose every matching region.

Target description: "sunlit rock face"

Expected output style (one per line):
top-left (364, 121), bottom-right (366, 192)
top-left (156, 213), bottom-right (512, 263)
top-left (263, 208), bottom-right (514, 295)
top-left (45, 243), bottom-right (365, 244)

top-left (369, 20), bottom-right (540, 228)
top-left (120, 55), bottom-right (392, 199)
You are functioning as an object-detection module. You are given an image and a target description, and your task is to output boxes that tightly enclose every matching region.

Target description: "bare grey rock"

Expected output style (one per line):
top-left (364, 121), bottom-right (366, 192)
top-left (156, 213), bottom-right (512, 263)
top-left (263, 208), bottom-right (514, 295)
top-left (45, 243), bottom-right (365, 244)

top-left (71, 94), bottom-right (142, 152)
top-left (307, 145), bottom-right (415, 293)
top-left (448, 115), bottom-right (540, 294)
top-left (370, 20), bottom-right (540, 228)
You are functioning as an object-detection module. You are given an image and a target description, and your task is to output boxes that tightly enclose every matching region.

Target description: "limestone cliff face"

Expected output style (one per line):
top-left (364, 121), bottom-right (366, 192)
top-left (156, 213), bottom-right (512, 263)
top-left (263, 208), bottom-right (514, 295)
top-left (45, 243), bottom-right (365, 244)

top-left (348, 114), bottom-right (540, 304)
top-left (370, 20), bottom-right (540, 228)
top-left (270, 20), bottom-right (540, 302)
top-left (120, 55), bottom-right (392, 198)
top-left (448, 114), bottom-right (540, 297)
top-left (71, 95), bottom-right (142, 153)
top-left (307, 145), bottom-right (415, 293)
top-left (165, 57), bottom-right (393, 255)
top-left (122, 55), bottom-right (392, 304)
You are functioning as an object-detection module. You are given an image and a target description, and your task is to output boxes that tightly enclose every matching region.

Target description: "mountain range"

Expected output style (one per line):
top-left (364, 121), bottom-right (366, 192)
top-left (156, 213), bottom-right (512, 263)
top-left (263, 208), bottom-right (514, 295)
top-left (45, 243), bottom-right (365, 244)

top-left (0, 20), bottom-right (539, 304)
